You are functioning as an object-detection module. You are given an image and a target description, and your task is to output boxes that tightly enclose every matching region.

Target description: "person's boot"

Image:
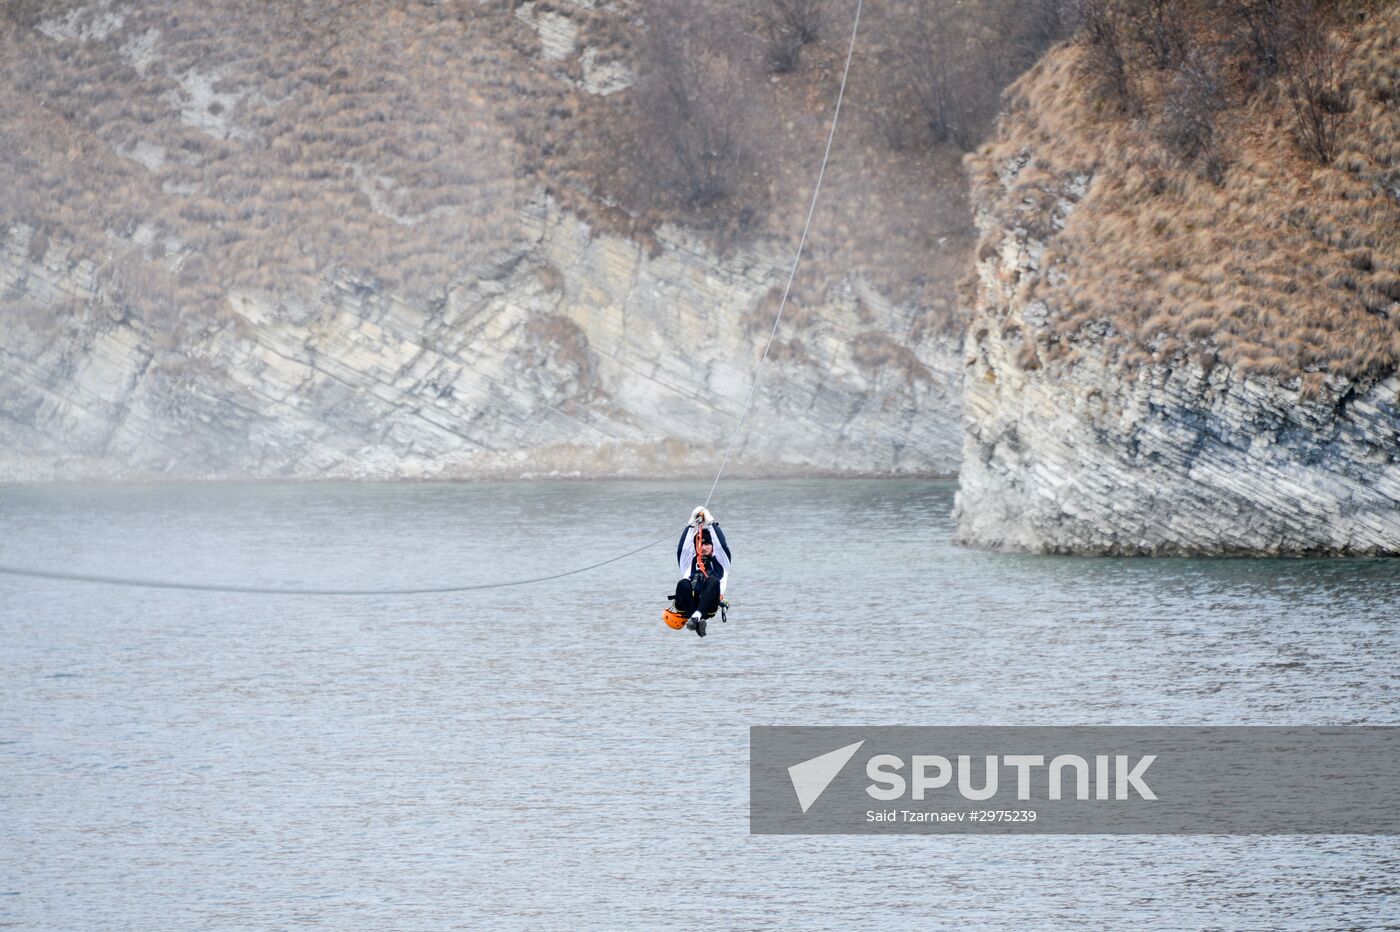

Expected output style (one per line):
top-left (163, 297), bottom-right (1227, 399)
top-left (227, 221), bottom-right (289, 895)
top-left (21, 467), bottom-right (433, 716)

top-left (694, 615), bottom-right (708, 638)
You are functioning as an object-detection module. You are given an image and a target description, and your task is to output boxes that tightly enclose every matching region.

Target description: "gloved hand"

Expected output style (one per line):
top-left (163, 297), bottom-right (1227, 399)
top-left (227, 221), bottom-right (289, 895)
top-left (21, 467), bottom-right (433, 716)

top-left (690, 505), bottom-right (715, 526)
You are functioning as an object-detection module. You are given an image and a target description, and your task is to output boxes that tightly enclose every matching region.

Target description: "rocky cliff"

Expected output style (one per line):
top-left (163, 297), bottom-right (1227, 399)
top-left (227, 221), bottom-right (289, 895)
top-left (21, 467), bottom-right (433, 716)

top-left (955, 16), bottom-right (1400, 555)
top-left (1, 195), bottom-right (961, 480)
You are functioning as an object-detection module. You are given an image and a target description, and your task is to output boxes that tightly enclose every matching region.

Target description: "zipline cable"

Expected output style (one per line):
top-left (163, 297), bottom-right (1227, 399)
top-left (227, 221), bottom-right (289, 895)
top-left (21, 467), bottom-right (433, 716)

top-left (0, 0), bottom-right (866, 596)
top-left (0, 532), bottom-right (674, 596)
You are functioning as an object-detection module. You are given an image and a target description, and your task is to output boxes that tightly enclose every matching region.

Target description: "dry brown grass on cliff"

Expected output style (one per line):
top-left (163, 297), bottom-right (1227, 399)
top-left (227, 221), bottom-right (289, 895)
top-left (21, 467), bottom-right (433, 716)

top-left (969, 2), bottom-right (1400, 382)
top-left (1, 0), bottom-right (543, 330)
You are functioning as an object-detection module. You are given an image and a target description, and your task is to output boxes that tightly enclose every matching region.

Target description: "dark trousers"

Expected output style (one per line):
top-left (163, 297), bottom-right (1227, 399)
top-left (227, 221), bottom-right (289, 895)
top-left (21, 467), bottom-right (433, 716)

top-left (675, 574), bottom-right (722, 618)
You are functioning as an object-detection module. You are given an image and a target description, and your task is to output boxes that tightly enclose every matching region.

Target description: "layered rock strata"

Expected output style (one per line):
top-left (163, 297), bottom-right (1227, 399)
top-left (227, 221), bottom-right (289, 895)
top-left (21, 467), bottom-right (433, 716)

top-left (955, 155), bottom-right (1400, 556)
top-left (1, 195), bottom-right (962, 480)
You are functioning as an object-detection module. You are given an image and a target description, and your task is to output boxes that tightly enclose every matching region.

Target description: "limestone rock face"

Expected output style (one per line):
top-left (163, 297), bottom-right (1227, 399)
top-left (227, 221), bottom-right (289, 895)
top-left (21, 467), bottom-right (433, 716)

top-left (955, 155), bottom-right (1400, 555)
top-left (0, 195), bottom-right (962, 480)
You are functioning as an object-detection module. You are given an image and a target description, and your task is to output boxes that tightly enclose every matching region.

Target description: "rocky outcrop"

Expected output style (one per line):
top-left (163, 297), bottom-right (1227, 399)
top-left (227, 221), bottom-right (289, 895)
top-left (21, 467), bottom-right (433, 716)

top-left (0, 194), bottom-right (962, 480)
top-left (955, 151), bottom-right (1400, 556)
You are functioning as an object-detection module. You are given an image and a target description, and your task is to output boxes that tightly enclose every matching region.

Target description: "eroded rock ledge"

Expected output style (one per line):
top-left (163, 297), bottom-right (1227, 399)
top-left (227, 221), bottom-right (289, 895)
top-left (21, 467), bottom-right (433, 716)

top-left (955, 155), bottom-right (1400, 556)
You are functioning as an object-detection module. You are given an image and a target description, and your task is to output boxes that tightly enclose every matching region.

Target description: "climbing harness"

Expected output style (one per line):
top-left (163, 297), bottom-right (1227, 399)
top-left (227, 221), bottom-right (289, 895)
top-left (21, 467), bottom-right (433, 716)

top-left (0, 0), bottom-right (867, 598)
top-left (693, 523), bottom-right (709, 579)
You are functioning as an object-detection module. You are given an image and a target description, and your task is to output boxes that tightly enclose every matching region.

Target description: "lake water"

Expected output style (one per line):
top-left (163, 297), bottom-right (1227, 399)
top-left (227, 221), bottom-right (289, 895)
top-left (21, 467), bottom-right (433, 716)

top-left (2, 480), bottom-right (1398, 929)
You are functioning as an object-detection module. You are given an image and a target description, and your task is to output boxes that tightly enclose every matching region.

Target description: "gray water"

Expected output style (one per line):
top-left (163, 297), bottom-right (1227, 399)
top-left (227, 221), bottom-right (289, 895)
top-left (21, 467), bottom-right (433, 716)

top-left (2, 480), bottom-right (1398, 930)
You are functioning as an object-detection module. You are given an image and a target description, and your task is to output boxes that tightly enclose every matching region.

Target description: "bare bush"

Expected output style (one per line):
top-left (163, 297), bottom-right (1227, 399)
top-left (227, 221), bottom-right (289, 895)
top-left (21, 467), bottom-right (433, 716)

top-left (1122, 0), bottom-right (1188, 70)
top-left (629, 2), bottom-right (751, 210)
top-left (1276, 1), bottom-right (1350, 163)
top-left (979, 0), bottom-right (1081, 76)
top-left (878, 1), bottom-right (1082, 155)
top-left (1019, 0), bottom-right (1080, 57)
top-left (1224, 1), bottom-right (1350, 162)
top-left (1227, 0), bottom-right (1292, 78)
top-left (890, 8), bottom-right (1003, 152)
top-left (0, 0), bottom-right (50, 28)
top-left (755, 0), bottom-right (824, 74)
top-left (1075, 0), bottom-right (1135, 111)
top-left (1157, 49), bottom-right (1228, 183)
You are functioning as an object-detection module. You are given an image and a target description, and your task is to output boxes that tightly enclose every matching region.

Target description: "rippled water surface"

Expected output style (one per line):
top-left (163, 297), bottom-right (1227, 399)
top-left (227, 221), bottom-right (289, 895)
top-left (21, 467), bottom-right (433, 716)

top-left (2, 480), bottom-right (1398, 929)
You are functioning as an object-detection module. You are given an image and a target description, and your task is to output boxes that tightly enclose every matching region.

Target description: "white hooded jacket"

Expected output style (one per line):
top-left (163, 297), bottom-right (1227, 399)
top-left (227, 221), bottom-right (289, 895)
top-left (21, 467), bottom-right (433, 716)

top-left (677, 519), bottom-right (733, 597)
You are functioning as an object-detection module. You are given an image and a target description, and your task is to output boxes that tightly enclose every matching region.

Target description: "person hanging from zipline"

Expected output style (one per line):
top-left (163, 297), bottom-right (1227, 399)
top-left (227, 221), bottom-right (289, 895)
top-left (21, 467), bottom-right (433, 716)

top-left (664, 506), bottom-right (732, 638)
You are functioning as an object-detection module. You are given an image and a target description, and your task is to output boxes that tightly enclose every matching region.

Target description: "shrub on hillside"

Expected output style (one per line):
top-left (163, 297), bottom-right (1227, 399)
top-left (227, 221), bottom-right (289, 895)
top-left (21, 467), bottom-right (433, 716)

top-left (625, 1), bottom-right (752, 213)
top-left (1224, 0), bottom-right (1351, 163)
top-left (1157, 49), bottom-right (1227, 183)
top-left (878, 1), bottom-right (1082, 154)
top-left (1277, 6), bottom-right (1351, 163)
top-left (1075, 0), bottom-right (1136, 112)
top-left (1122, 0), bottom-right (1188, 70)
top-left (1019, 0), bottom-right (1081, 57)
top-left (1227, 0), bottom-right (1294, 79)
top-left (888, 6), bottom-right (1017, 152)
top-left (755, 0), bottom-right (825, 74)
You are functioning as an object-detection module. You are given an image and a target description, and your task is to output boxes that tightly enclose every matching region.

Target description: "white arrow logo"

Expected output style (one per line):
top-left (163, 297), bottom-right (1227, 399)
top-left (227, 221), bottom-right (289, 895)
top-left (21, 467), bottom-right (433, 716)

top-left (788, 740), bottom-right (866, 814)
